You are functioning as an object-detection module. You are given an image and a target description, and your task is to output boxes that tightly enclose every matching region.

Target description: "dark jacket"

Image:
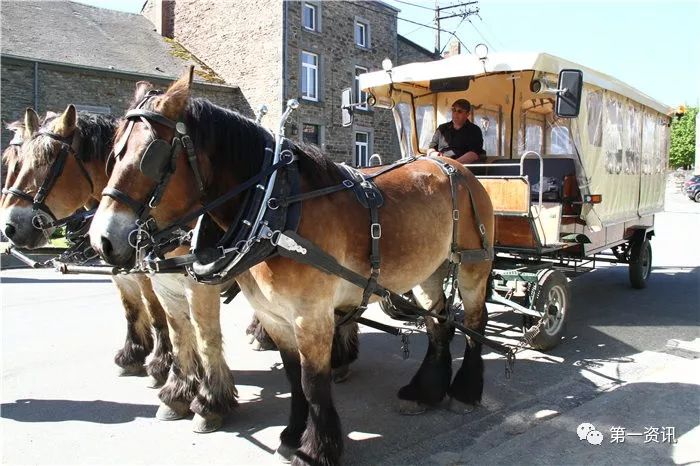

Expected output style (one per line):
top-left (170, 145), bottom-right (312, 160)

top-left (428, 121), bottom-right (486, 161)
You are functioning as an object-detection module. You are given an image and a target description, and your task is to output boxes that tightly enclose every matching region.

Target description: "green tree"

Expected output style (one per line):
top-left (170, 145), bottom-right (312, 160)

top-left (669, 106), bottom-right (697, 169)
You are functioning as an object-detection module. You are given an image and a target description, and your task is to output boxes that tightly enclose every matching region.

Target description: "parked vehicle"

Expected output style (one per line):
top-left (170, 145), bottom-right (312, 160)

top-left (683, 174), bottom-right (700, 193)
top-left (344, 50), bottom-right (671, 350)
top-left (687, 180), bottom-right (700, 202)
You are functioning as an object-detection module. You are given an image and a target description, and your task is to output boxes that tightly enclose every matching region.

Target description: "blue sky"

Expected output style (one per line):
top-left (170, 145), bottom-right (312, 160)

top-left (76, 0), bottom-right (699, 108)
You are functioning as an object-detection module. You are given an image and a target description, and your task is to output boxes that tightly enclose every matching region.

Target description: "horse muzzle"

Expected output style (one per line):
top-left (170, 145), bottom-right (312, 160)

top-left (2, 206), bottom-right (51, 249)
top-left (88, 206), bottom-right (137, 268)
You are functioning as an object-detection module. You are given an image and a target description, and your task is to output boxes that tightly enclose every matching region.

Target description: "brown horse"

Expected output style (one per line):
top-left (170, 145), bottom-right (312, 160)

top-left (90, 71), bottom-right (494, 465)
top-left (1, 107), bottom-right (173, 385)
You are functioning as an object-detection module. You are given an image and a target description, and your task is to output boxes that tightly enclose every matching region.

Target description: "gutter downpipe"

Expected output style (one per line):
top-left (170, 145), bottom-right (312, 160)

top-left (282, 1), bottom-right (288, 120)
top-left (34, 61), bottom-right (39, 110)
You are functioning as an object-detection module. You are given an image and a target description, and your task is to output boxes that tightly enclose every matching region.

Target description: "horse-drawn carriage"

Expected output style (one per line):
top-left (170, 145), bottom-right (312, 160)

top-left (1, 50), bottom-right (671, 464)
top-left (345, 50), bottom-right (671, 349)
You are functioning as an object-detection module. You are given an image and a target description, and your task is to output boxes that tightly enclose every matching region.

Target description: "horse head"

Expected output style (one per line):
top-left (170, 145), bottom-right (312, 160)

top-left (2, 104), bottom-right (111, 249)
top-left (90, 66), bottom-right (261, 267)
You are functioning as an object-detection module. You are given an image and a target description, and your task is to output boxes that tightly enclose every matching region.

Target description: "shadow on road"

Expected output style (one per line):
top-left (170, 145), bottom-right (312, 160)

top-left (0, 398), bottom-right (157, 424)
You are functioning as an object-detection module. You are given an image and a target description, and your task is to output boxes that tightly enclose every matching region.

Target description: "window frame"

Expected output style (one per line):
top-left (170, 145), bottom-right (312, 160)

top-left (354, 17), bottom-right (370, 49)
top-left (302, 122), bottom-right (322, 146)
top-left (302, 2), bottom-right (317, 31)
top-left (354, 65), bottom-right (369, 110)
top-left (301, 50), bottom-right (319, 102)
top-left (354, 129), bottom-right (372, 167)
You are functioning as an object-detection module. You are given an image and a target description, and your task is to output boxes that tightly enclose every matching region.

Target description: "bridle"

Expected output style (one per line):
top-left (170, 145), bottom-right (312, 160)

top-left (102, 91), bottom-right (204, 230)
top-left (2, 129), bottom-right (94, 229)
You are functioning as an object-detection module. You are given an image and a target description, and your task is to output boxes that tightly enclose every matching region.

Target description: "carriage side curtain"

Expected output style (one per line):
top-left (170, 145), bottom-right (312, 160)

top-left (570, 85), bottom-right (667, 227)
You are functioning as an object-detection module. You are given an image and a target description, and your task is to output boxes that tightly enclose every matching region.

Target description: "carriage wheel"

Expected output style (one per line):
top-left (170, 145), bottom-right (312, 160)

top-left (523, 269), bottom-right (570, 351)
top-left (629, 238), bottom-right (652, 289)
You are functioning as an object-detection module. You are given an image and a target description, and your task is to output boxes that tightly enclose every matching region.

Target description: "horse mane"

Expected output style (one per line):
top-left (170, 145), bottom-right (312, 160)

top-left (180, 98), bottom-right (345, 189)
top-left (74, 112), bottom-right (117, 163)
top-left (27, 112), bottom-right (117, 167)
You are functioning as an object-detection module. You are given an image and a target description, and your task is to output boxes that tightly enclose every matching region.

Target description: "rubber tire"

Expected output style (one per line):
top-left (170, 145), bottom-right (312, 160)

top-left (524, 269), bottom-right (570, 351)
top-left (694, 191), bottom-right (700, 203)
top-left (629, 238), bottom-right (652, 289)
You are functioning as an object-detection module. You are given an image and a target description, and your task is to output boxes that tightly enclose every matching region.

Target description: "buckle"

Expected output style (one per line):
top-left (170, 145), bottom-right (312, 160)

top-left (371, 223), bottom-right (381, 239)
top-left (342, 180), bottom-right (354, 188)
top-left (453, 209), bottom-right (460, 221)
top-left (479, 224), bottom-right (487, 235)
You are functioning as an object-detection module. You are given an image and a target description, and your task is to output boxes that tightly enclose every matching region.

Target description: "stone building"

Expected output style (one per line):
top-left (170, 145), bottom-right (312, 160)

top-left (0, 1), bottom-right (251, 150)
top-left (143, 0), bottom-right (437, 165)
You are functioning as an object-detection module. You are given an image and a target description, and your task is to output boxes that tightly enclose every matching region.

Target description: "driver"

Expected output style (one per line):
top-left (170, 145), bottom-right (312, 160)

top-left (426, 99), bottom-right (486, 164)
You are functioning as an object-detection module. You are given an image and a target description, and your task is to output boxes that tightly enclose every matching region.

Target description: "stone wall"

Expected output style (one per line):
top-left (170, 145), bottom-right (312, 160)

top-left (163, 0), bottom-right (285, 125)
top-left (397, 35), bottom-right (439, 65)
top-left (284, 0), bottom-right (400, 163)
top-left (0, 57), bottom-right (250, 151)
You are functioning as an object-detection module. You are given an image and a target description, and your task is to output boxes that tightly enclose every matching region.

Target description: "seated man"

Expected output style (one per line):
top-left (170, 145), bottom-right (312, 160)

top-left (426, 99), bottom-right (487, 165)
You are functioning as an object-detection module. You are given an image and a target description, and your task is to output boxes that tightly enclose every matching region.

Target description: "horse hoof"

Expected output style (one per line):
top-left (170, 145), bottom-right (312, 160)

top-left (447, 397), bottom-right (478, 414)
top-left (147, 376), bottom-right (164, 389)
top-left (396, 399), bottom-right (427, 415)
top-left (192, 413), bottom-right (223, 433)
top-left (117, 364), bottom-right (146, 377)
top-left (332, 365), bottom-right (351, 384)
top-left (275, 443), bottom-right (297, 463)
top-left (156, 402), bottom-right (190, 421)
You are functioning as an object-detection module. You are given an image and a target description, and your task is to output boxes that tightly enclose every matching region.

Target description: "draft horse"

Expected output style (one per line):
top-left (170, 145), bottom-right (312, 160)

top-left (1, 106), bottom-right (173, 385)
top-left (89, 70), bottom-right (494, 465)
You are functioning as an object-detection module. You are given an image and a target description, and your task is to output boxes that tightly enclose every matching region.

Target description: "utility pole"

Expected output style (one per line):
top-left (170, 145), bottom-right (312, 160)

top-left (433, 1), bottom-right (480, 57)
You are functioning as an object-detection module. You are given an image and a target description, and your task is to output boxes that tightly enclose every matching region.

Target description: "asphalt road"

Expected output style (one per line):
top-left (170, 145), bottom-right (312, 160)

top-left (1, 181), bottom-right (698, 465)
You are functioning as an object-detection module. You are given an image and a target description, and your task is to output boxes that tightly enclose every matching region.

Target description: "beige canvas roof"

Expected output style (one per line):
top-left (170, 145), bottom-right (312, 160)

top-left (359, 52), bottom-right (672, 115)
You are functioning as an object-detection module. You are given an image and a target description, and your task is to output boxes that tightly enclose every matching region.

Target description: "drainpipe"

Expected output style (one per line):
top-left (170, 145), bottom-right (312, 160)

top-left (33, 61), bottom-right (39, 110)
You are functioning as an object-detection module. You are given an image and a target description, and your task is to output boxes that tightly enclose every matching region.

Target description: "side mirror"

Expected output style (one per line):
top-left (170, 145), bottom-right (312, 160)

top-left (555, 69), bottom-right (583, 118)
top-left (341, 87), bottom-right (354, 127)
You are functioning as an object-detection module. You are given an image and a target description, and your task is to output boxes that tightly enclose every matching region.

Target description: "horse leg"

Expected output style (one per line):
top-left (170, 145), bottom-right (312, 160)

top-left (448, 262), bottom-right (490, 412)
top-left (187, 279), bottom-right (238, 433)
top-left (330, 321), bottom-right (358, 383)
top-left (292, 310), bottom-right (343, 466)
top-left (246, 314), bottom-right (277, 351)
top-left (112, 275), bottom-right (153, 376)
top-left (276, 350), bottom-right (309, 461)
top-left (150, 275), bottom-right (201, 421)
top-left (397, 268), bottom-right (455, 414)
top-left (137, 276), bottom-right (173, 388)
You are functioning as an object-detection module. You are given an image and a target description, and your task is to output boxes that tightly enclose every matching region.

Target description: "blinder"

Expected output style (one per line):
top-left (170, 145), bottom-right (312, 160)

top-left (140, 138), bottom-right (175, 181)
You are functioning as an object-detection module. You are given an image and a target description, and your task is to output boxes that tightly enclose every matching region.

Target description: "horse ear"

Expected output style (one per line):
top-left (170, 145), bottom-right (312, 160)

top-left (157, 65), bottom-right (194, 119)
top-left (23, 107), bottom-right (40, 139)
top-left (54, 104), bottom-right (77, 136)
top-left (131, 81), bottom-right (154, 108)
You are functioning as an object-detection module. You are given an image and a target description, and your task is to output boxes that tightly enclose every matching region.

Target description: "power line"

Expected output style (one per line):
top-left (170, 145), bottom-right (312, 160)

top-left (467, 19), bottom-right (495, 51)
top-left (398, 16), bottom-right (472, 54)
top-left (391, 0), bottom-right (436, 11)
top-left (476, 13), bottom-right (507, 49)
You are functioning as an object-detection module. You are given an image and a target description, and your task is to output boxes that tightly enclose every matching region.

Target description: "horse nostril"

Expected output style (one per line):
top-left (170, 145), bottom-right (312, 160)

top-left (4, 224), bottom-right (16, 239)
top-left (101, 236), bottom-right (113, 259)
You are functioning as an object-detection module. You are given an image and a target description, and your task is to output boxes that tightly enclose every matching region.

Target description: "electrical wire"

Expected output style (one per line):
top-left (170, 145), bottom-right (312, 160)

top-left (391, 0), bottom-right (436, 11)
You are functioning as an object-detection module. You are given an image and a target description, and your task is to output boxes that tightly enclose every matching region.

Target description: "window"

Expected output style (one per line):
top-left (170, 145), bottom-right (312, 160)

top-left (474, 106), bottom-right (502, 157)
top-left (303, 123), bottom-right (320, 145)
top-left (394, 102), bottom-right (415, 157)
top-left (354, 66), bottom-right (368, 109)
top-left (355, 131), bottom-right (369, 167)
top-left (301, 51), bottom-right (318, 101)
top-left (355, 20), bottom-right (368, 47)
top-left (303, 3), bottom-right (316, 31)
top-left (416, 105), bottom-right (435, 152)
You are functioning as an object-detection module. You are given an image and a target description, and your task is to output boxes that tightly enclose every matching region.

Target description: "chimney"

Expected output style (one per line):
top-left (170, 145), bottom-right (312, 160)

top-left (142, 0), bottom-right (174, 38)
top-left (443, 40), bottom-right (461, 58)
